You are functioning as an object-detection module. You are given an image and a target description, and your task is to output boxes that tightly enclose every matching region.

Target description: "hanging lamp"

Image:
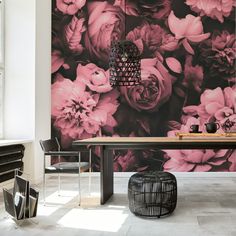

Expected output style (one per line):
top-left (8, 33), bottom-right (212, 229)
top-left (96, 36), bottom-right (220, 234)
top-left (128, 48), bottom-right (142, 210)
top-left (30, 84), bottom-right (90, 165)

top-left (109, 0), bottom-right (141, 86)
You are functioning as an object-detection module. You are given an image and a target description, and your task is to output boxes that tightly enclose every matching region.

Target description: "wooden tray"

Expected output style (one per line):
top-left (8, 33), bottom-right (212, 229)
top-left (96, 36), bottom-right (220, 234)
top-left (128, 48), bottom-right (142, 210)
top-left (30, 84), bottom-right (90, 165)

top-left (175, 132), bottom-right (236, 139)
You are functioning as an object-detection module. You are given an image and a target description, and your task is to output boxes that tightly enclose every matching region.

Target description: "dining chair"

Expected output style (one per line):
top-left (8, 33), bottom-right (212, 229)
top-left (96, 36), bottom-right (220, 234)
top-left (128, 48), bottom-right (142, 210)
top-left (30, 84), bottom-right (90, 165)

top-left (39, 138), bottom-right (92, 206)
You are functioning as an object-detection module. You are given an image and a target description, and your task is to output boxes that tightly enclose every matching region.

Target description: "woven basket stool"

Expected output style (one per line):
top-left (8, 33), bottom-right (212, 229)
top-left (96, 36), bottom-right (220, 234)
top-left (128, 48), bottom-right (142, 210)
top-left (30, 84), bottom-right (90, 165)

top-left (128, 171), bottom-right (177, 218)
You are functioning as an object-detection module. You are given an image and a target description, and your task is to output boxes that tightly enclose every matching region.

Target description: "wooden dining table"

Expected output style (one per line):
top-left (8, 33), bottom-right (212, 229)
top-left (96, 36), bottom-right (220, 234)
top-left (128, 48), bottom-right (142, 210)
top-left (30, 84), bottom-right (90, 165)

top-left (72, 136), bottom-right (236, 204)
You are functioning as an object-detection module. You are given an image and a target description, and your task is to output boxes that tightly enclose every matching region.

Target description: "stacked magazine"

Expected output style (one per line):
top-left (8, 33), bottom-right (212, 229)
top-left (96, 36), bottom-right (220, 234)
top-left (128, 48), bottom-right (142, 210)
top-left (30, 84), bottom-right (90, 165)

top-left (3, 175), bottom-right (39, 220)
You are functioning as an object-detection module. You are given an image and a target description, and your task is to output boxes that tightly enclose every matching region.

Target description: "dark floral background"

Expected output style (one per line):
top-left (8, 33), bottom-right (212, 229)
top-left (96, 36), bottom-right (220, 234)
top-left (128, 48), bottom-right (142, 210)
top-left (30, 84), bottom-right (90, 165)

top-left (51, 0), bottom-right (236, 172)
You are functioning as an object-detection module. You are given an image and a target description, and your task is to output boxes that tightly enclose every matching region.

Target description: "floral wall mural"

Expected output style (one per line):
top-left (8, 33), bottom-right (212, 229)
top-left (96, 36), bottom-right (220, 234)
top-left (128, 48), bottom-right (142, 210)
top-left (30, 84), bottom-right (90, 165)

top-left (51, 0), bottom-right (236, 172)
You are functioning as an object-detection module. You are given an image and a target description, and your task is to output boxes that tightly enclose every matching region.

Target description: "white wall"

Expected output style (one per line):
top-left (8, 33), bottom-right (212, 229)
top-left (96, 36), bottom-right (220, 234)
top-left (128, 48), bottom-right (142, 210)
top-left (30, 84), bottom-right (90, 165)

top-left (4, 0), bottom-right (35, 139)
top-left (4, 0), bottom-right (51, 183)
top-left (34, 0), bottom-right (51, 183)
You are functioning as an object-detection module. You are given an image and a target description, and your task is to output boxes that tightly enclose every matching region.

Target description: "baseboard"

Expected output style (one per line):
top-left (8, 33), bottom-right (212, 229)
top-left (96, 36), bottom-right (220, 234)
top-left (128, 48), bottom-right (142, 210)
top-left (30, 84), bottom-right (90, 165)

top-left (20, 171), bottom-right (236, 187)
top-left (113, 172), bottom-right (236, 178)
top-left (44, 172), bottom-right (236, 178)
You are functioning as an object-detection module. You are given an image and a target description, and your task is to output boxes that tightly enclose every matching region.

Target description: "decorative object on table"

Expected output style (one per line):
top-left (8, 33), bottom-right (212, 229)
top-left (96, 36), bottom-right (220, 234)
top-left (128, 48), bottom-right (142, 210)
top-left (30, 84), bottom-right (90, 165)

top-left (3, 171), bottom-right (39, 221)
top-left (222, 118), bottom-right (236, 132)
top-left (128, 171), bottom-right (177, 218)
top-left (205, 122), bottom-right (220, 133)
top-left (189, 124), bottom-right (201, 133)
top-left (175, 132), bottom-right (236, 139)
top-left (109, 0), bottom-right (141, 86)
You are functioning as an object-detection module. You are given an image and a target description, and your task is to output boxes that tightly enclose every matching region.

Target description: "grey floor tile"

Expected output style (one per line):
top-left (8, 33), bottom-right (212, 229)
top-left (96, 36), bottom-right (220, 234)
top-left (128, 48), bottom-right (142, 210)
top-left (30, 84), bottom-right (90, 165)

top-left (0, 175), bottom-right (236, 236)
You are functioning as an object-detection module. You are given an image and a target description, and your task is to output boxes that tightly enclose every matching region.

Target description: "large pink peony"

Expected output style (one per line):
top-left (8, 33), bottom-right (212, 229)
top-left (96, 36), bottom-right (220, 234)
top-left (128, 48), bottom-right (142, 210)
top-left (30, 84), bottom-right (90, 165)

top-left (76, 63), bottom-right (112, 93)
top-left (56, 0), bottom-right (86, 15)
top-left (51, 75), bottom-right (119, 147)
top-left (186, 0), bottom-right (236, 23)
top-left (84, 1), bottom-right (124, 62)
top-left (183, 86), bottom-right (236, 128)
top-left (120, 58), bottom-right (173, 112)
top-left (168, 11), bottom-right (210, 54)
top-left (163, 149), bottom-right (229, 172)
top-left (126, 23), bottom-right (178, 55)
top-left (65, 16), bottom-right (86, 53)
top-left (199, 31), bottom-right (236, 82)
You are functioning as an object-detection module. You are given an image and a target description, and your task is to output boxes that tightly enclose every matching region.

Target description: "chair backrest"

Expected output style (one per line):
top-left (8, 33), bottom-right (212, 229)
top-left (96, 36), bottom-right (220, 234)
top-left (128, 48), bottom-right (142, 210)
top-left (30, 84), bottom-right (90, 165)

top-left (39, 138), bottom-right (60, 152)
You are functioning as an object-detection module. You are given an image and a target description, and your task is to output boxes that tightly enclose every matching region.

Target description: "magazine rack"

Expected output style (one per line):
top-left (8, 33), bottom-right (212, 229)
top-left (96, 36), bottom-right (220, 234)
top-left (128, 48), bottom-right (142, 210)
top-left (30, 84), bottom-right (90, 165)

top-left (2, 170), bottom-right (39, 221)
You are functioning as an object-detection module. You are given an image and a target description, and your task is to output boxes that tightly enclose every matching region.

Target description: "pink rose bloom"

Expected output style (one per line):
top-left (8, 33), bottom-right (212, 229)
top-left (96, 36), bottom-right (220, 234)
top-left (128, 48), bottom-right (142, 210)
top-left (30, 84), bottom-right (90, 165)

top-left (126, 23), bottom-right (178, 55)
top-left (163, 149), bottom-right (228, 172)
top-left (65, 16), bottom-right (86, 53)
top-left (183, 87), bottom-right (236, 126)
top-left (120, 58), bottom-right (173, 112)
top-left (56, 0), bottom-right (86, 15)
top-left (76, 63), bottom-right (112, 93)
top-left (168, 11), bottom-right (210, 54)
top-left (182, 56), bottom-right (203, 93)
top-left (186, 0), bottom-right (235, 23)
top-left (113, 150), bottom-right (138, 172)
top-left (114, 0), bottom-right (171, 20)
top-left (84, 1), bottom-right (124, 62)
top-left (51, 76), bottom-right (119, 147)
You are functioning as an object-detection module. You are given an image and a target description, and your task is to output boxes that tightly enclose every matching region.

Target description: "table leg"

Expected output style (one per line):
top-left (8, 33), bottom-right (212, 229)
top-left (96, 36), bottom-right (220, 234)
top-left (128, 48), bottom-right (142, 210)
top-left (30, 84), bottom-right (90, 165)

top-left (100, 146), bottom-right (114, 204)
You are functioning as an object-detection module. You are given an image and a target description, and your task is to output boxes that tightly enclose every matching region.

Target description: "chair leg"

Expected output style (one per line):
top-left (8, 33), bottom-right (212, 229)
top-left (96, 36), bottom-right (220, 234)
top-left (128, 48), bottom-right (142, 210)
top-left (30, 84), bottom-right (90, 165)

top-left (89, 148), bottom-right (92, 195)
top-left (58, 173), bottom-right (61, 196)
top-left (78, 151), bottom-right (81, 206)
top-left (43, 154), bottom-right (46, 205)
top-left (43, 173), bottom-right (46, 205)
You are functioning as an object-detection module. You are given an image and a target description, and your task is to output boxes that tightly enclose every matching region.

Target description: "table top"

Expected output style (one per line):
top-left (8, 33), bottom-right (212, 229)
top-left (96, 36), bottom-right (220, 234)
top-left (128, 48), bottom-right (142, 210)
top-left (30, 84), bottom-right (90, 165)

top-left (72, 137), bottom-right (236, 149)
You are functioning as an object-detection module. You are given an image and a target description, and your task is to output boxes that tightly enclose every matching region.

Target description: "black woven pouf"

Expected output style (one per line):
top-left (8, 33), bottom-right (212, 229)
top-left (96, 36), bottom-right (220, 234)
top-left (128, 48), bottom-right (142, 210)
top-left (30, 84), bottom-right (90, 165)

top-left (128, 171), bottom-right (177, 218)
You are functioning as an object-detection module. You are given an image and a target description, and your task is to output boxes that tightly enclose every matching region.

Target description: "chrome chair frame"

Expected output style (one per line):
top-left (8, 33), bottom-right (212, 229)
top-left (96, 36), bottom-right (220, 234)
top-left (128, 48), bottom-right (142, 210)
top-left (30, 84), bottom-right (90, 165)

top-left (39, 138), bottom-right (91, 206)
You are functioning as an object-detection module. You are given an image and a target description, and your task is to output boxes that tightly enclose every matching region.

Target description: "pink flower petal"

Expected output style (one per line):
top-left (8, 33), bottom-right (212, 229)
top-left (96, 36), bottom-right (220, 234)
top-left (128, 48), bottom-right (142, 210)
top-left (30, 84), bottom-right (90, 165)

top-left (214, 149), bottom-right (228, 158)
top-left (205, 102), bottom-right (224, 115)
top-left (165, 57), bottom-right (182, 74)
top-left (224, 87), bottom-right (235, 108)
top-left (185, 15), bottom-right (203, 36)
top-left (194, 164), bottom-right (212, 172)
top-left (164, 149), bottom-right (182, 159)
top-left (168, 11), bottom-right (186, 39)
top-left (183, 105), bottom-right (199, 115)
top-left (52, 50), bottom-right (64, 73)
top-left (215, 107), bottom-right (233, 120)
top-left (88, 1), bottom-right (107, 25)
top-left (200, 87), bottom-right (225, 106)
top-left (187, 33), bottom-right (210, 42)
top-left (182, 38), bottom-right (195, 55)
top-left (202, 150), bottom-right (216, 162)
top-left (208, 159), bottom-right (227, 166)
top-left (133, 38), bottom-right (144, 54)
top-left (185, 150), bottom-right (204, 163)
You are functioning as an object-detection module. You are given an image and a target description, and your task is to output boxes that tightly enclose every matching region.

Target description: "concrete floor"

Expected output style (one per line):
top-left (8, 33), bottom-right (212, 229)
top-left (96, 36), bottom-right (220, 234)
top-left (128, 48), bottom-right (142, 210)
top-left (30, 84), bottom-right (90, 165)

top-left (0, 174), bottom-right (236, 236)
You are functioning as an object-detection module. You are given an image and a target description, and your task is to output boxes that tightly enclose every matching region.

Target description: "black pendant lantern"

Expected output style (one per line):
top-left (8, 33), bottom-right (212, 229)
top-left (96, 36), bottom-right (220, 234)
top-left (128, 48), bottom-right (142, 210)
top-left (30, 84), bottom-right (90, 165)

top-left (109, 40), bottom-right (141, 86)
top-left (109, 0), bottom-right (141, 86)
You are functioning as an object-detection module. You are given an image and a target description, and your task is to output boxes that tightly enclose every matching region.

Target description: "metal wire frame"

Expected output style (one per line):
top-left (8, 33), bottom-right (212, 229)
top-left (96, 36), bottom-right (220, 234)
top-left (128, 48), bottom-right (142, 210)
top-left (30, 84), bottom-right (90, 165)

top-left (109, 0), bottom-right (141, 86)
top-left (40, 138), bottom-right (92, 206)
top-left (109, 40), bottom-right (141, 86)
top-left (128, 171), bottom-right (177, 218)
